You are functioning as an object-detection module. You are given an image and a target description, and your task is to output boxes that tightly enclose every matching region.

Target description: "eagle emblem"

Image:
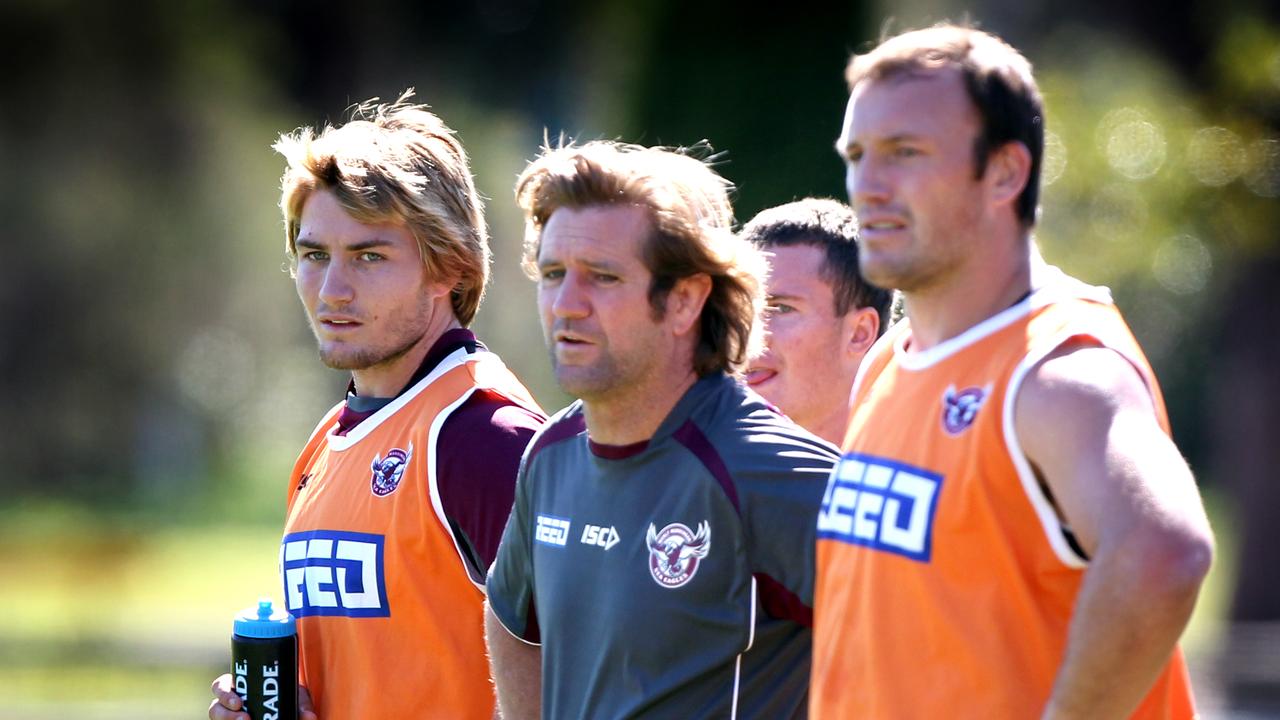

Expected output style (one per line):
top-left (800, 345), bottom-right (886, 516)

top-left (646, 521), bottom-right (711, 588)
top-left (370, 443), bottom-right (413, 497)
top-left (941, 385), bottom-right (990, 435)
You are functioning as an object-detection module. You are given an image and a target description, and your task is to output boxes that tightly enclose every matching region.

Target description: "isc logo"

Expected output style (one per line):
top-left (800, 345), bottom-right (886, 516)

top-left (535, 514), bottom-right (571, 547)
top-left (281, 530), bottom-right (389, 618)
top-left (817, 453), bottom-right (943, 562)
top-left (580, 524), bottom-right (620, 550)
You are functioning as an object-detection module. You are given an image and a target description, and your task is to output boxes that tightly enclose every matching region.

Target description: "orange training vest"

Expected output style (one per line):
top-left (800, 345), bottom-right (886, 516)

top-left (811, 272), bottom-right (1195, 718)
top-left (283, 349), bottom-right (540, 719)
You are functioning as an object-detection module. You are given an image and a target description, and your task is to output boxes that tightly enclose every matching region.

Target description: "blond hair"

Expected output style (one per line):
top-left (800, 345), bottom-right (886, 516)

top-left (515, 141), bottom-right (765, 376)
top-left (274, 91), bottom-right (489, 325)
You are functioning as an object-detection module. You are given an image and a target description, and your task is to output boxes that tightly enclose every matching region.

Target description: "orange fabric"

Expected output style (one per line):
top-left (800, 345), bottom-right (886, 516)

top-left (811, 289), bottom-right (1195, 719)
top-left (283, 353), bottom-right (539, 719)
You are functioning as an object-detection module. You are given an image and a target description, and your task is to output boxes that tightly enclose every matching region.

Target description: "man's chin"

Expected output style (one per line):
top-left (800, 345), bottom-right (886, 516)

top-left (318, 348), bottom-right (378, 372)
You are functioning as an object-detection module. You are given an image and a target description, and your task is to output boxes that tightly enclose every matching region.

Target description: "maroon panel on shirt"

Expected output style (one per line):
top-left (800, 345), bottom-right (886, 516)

top-left (754, 572), bottom-right (813, 627)
top-left (673, 419), bottom-right (813, 625)
top-left (526, 411), bottom-right (586, 463)
top-left (672, 419), bottom-right (741, 514)
top-left (437, 390), bottom-right (545, 572)
top-left (587, 437), bottom-right (649, 459)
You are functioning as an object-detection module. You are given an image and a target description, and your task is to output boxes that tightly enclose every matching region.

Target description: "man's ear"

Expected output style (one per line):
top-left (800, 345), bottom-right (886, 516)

top-left (666, 273), bottom-right (713, 335)
top-left (986, 140), bottom-right (1032, 209)
top-left (844, 306), bottom-right (880, 361)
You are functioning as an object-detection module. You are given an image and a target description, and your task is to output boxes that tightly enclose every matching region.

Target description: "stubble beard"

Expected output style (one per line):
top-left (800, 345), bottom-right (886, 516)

top-left (549, 350), bottom-right (623, 401)
top-left (318, 332), bottom-right (424, 373)
top-left (311, 297), bottom-right (435, 375)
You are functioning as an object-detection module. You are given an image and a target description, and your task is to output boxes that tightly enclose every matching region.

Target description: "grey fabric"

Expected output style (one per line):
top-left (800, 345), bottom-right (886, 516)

top-left (488, 373), bottom-right (837, 719)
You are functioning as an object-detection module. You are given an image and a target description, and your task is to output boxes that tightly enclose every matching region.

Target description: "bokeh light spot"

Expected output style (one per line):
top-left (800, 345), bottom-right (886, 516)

top-left (177, 327), bottom-right (255, 415)
top-left (1042, 131), bottom-right (1067, 187)
top-left (1187, 127), bottom-right (1246, 186)
top-left (1152, 234), bottom-right (1212, 295)
top-left (1098, 108), bottom-right (1166, 180)
top-left (1245, 138), bottom-right (1280, 198)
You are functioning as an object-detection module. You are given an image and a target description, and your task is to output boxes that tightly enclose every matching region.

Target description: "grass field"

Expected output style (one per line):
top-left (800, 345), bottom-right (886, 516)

top-left (0, 490), bottom-right (1244, 718)
top-left (0, 517), bottom-right (281, 719)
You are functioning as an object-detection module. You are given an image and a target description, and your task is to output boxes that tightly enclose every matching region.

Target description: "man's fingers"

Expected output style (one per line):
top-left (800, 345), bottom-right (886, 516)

top-left (208, 673), bottom-right (248, 719)
top-left (299, 683), bottom-right (317, 718)
top-left (207, 697), bottom-right (250, 720)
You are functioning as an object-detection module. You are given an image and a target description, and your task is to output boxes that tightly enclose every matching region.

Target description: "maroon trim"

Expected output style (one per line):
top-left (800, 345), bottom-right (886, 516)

top-left (335, 404), bottom-right (378, 436)
top-left (335, 328), bottom-right (481, 436)
top-left (526, 412), bottom-right (587, 463)
top-left (754, 572), bottom-right (813, 627)
top-left (672, 420), bottom-right (741, 515)
top-left (587, 437), bottom-right (649, 459)
top-left (524, 598), bottom-right (541, 644)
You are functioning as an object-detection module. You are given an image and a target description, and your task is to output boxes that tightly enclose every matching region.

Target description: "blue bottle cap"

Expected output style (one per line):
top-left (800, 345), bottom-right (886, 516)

top-left (233, 598), bottom-right (296, 639)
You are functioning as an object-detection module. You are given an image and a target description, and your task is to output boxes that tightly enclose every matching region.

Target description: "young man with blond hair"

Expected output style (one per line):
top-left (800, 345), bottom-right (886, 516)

top-left (485, 141), bottom-right (837, 719)
top-left (740, 198), bottom-right (891, 444)
top-left (811, 25), bottom-right (1214, 719)
top-left (209, 93), bottom-right (544, 719)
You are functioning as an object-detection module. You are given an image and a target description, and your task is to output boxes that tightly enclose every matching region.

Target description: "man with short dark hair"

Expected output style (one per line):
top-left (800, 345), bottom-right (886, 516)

top-left (740, 198), bottom-right (891, 444)
top-left (811, 25), bottom-right (1214, 719)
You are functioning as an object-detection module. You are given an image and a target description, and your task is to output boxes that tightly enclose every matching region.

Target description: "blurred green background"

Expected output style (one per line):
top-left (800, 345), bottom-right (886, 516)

top-left (1, 0), bottom-right (1277, 717)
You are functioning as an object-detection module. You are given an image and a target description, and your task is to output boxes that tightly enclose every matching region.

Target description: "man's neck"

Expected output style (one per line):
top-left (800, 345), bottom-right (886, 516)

top-left (810, 401), bottom-right (853, 447)
top-left (351, 315), bottom-right (463, 398)
top-left (905, 234), bottom-right (1037, 352)
top-left (582, 368), bottom-right (700, 446)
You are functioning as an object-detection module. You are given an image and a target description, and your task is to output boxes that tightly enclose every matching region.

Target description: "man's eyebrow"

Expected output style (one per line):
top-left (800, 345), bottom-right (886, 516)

top-left (836, 133), bottom-right (925, 154)
top-left (295, 237), bottom-right (395, 251)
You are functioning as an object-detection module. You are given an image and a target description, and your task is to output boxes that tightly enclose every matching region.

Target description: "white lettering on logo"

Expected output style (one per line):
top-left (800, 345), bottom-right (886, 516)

top-left (580, 524), bottom-right (620, 550)
top-left (817, 454), bottom-right (943, 561)
top-left (261, 662), bottom-right (279, 719)
top-left (535, 515), bottom-right (571, 547)
top-left (281, 530), bottom-right (388, 618)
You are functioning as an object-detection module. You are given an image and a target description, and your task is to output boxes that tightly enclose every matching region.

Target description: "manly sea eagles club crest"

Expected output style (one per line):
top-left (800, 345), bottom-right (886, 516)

top-left (941, 385), bottom-right (991, 436)
top-left (370, 443), bottom-right (413, 497)
top-left (646, 521), bottom-right (711, 589)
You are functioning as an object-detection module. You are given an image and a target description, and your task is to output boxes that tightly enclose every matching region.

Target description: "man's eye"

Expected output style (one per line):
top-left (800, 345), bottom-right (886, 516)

top-left (360, 252), bottom-right (385, 262)
top-left (894, 146), bottom-right (921, 158)
top-left (301, 250), bottom-right (328, 262)
top-left (766, 303), bottom-right (796, 316)
top-left (540, 268), bottom-right (564, 282)
top-left (594, 273), bottom-right (620, 284)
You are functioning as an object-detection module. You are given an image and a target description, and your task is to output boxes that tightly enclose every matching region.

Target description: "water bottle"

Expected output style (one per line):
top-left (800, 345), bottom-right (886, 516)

top-left (231, 598), bottom-right (298, 720)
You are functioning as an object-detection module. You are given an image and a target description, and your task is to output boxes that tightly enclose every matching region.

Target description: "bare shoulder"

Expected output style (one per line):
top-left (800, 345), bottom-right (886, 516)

top-left (1015, 340), bottom-right (1155, 428)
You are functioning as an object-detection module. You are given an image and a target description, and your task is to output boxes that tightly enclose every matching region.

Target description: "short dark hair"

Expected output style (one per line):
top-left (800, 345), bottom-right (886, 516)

top-left (739, 198), bottom-right (892, 334)
top-left (846, 24), bottom-right (1044, 227)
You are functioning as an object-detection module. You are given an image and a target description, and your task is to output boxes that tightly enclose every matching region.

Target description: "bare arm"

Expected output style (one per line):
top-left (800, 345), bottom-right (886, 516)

top-left (1015, 344), bottom-right (1213, 720)
top-left (485, 600), bottom-right (542, 720)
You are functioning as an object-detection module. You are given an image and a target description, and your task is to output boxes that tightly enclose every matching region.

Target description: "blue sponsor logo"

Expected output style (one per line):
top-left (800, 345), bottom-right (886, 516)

top-left (534, 514), bottom-right (571, 547)
top-left (281, 530), bottom-right (389, 618)
top-left (817, 453), bottom-right (943, 562)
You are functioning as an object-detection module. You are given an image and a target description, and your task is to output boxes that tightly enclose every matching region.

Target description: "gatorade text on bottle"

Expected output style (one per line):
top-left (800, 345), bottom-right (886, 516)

top-left (231, 598), bottom-right (298, 720)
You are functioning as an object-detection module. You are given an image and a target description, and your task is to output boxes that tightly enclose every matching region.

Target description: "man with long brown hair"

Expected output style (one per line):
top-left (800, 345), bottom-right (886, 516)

top-left (485, 141), bottom-right (837, 718)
